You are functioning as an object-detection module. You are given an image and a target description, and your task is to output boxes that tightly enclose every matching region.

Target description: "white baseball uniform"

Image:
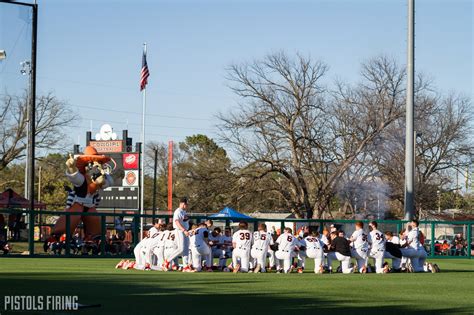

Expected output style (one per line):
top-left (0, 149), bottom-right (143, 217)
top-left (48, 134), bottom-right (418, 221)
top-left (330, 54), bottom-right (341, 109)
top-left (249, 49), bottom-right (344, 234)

top-left (151, 230), bottom-right (167, 270)
top-left (188, 229), bottom-right (196, 267)
top-left (251, 230), bottom-right (272, 272)
top-left (143, 227), bottom-right (160, 266)
top-left (401, 227), bottom-right (426, 272)
top-left (191, 227), bottom-right (212, 271)
top-left (232, 229), bottom-right (253, 272)
top-left (304, 235), bottom-right (325, 273)
top-left (164, 230), bottom-right (179, 268)
top-left (133, 236), bottom-right (150, 270)
top-left (275, 232), bottom-right (298, 273)
top-left (350, 229), bottom-right (369, 273)
top-left (368, 229), bottom-right (385, 273)
top-left (166, 207), bottom-right (190, 266)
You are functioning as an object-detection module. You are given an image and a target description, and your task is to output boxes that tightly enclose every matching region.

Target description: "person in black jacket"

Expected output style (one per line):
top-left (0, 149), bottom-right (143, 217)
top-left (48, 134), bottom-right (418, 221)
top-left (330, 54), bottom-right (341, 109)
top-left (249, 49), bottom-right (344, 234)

top-left (327, 232), bottom-right (354, 273)
top-left (384, 231), bottom-right (402, 272)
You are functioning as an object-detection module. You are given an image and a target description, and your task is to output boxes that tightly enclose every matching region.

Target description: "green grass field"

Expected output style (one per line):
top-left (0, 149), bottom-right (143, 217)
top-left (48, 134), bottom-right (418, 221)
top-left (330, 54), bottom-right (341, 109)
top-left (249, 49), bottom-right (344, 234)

top-left (0, 258), bottom-right (473, 315)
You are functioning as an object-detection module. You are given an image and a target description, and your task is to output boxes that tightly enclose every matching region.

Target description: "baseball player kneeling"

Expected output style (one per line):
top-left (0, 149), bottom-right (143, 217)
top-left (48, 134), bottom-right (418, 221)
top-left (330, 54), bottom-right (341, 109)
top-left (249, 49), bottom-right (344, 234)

top-left (275, 227), bottom-right (299, 273)
top-left (150, 224), bottom-right (167, 270)
top-left (327, 231), bottom-right (354, 274)
top-left (133, 231), bottom-right (150, 270)
top-left (163, 224), bottom-right (180, 270)
top-left (304, 230), bottom-right (325, 274)
top-left (232, 221), bottom-right (253, 273)
top-left (134, 223), bottom-right (161, 270)
top-left (251, 223), bottom-right (272, 273)
top-left (368, 221), bottom-right (387, 274)
top-left (349, 221), bottom-right (369, 273)
top-left (191, 223), bottom-right (213, 272)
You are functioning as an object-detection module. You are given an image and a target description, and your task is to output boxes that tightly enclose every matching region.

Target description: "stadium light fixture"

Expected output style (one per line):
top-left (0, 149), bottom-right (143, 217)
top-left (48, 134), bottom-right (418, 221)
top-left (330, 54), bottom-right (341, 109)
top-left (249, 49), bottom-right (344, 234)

top-left (20, 61), bottom-right (31, 75)
top-left (0, 50), bottom-right (6, 60)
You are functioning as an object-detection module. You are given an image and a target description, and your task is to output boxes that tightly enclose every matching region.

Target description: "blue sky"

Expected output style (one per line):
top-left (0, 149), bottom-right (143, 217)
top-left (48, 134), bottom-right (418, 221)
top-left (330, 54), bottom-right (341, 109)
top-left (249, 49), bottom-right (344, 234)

top-left (0, 0), bottom-right (472, 148)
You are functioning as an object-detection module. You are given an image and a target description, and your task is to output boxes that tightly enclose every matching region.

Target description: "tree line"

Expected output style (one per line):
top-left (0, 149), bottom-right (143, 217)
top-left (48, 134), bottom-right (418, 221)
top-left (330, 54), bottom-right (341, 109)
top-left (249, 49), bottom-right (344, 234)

top-left (0, 52), bottom-right (473, 218)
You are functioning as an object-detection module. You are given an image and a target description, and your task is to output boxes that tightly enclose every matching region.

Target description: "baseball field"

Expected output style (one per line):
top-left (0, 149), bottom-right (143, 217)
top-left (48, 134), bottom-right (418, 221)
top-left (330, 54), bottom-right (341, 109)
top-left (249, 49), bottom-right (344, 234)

top-left (0, 258), bottom-right (473, 315)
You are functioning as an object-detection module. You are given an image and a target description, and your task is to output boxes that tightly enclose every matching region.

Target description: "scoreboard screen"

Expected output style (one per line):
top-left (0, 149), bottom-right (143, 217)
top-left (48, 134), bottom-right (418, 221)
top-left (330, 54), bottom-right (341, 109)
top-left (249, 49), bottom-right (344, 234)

top-left (99, 152), bottom-right (140, 210)
top-left (84, 126), bottom-right (141, 211)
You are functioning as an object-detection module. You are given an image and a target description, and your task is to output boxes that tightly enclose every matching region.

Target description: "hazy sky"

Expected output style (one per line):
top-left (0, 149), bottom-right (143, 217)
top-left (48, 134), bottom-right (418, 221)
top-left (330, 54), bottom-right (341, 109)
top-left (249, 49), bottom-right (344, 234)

top-left (1, 0), bottom-right (472, 149)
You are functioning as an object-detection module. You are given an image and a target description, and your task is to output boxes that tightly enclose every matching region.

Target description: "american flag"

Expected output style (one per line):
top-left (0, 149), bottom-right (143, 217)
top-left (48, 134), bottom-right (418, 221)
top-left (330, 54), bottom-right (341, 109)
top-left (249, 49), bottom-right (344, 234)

top-left (140, 51), bottom-right (150, 91)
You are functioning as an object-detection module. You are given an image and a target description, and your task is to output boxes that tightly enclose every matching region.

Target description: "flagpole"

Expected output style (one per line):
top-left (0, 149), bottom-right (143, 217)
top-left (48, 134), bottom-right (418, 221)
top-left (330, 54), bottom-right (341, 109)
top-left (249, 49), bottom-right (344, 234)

top-left (140, 42), bottom-right (147, 241)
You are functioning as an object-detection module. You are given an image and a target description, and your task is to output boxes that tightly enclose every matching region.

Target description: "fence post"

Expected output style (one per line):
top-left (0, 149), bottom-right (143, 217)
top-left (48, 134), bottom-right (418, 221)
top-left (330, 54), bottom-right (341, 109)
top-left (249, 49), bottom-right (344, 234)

top-left (133, 214), bottom-right (139, 246)
top-left (467, 223), bottom-right (472, 259)
top-left (101, 215), bottom-right (106, 255)
top-left (280, 220), bottom-right (284, 233)
top-left (65, 213), bottom-right (70, 256)
top-left (430, 221), bottom-right (435, 258)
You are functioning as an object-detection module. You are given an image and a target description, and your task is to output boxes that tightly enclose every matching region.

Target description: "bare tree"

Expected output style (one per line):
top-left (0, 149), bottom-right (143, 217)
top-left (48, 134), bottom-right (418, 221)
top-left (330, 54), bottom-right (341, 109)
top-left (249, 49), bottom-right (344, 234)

top-left (0, 92), bottom-right (76, 170)
top-left (219, 53), bottom-right (406, 218)
top-left (375, 91), bottom-right (474, 212)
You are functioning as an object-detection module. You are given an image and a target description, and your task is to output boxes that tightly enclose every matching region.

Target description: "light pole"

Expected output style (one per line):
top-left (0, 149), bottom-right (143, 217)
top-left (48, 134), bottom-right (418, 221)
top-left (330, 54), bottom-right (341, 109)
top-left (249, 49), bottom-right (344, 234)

top-left (21, 60), bottom-right (32, 200)
top-left (152, 146), bottom-right (158, 220)
top-left (404, 0), bottom-right (415, 220)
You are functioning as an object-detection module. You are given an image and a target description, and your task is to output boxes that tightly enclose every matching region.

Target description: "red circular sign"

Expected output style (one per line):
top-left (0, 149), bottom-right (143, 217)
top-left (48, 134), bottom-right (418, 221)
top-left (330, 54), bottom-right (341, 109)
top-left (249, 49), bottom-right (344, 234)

top-left (125, 171), bottom-right (137, 185)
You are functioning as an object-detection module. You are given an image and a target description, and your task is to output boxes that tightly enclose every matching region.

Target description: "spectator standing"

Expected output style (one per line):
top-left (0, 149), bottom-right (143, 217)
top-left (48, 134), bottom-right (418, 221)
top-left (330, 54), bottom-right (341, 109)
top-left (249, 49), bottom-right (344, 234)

top-left (115, 216), bottom-right (126, 240)
top-left (454, 233), bottom-right (466, 256)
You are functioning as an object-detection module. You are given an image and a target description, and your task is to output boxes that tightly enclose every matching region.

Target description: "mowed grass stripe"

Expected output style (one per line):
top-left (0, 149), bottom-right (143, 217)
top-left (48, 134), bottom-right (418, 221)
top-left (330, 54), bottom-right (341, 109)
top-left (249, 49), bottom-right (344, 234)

top-left (0, 258), bottom-right (473, 315)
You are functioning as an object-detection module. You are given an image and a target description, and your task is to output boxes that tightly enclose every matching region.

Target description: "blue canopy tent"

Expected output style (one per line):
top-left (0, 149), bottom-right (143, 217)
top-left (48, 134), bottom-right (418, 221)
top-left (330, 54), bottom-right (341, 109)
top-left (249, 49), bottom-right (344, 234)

top-left (209, 207), bottom-right (252, 220)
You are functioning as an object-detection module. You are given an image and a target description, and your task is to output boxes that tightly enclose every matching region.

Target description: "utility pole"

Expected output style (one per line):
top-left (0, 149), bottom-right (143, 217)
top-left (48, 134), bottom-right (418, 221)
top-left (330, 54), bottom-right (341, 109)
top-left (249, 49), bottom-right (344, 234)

top-left (404, 0), bottom-right (415, 220)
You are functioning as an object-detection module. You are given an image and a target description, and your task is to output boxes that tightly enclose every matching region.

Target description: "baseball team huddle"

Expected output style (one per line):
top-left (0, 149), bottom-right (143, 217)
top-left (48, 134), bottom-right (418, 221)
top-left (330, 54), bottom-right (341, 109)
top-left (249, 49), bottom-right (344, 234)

top-left (116, 197), bottom-right (440, 274)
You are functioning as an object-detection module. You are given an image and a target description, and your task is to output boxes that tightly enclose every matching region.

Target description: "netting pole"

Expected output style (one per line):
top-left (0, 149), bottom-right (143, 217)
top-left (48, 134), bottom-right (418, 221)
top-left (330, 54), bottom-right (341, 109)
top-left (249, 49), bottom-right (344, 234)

top-left (65, 213), bottom-right (71, 256)
top-left (467, 223), bottom-right (472, 259)
top-left (101, 215), bottom-right (106, 255)
top-left (27, 2), bottom-right (38, 256)
top-left (430, 221), bottom-right (435, 258)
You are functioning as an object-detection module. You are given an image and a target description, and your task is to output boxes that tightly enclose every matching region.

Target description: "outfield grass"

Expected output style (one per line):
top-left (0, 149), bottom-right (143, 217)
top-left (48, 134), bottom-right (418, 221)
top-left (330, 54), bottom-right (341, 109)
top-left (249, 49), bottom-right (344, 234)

top-left (0, 258), bottom-right (473, 315)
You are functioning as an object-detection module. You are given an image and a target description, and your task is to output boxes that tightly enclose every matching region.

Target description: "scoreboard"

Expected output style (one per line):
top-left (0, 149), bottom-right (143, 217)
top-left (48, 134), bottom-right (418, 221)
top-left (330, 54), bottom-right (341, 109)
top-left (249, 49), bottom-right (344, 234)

top-left (78, 125), bottom-right (141, 211)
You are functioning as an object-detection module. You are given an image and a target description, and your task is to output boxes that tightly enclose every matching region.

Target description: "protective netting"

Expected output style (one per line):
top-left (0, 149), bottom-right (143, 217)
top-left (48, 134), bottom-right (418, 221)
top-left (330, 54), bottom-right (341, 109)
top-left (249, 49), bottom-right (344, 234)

top-left (0, 2), bottom-right (32, 96)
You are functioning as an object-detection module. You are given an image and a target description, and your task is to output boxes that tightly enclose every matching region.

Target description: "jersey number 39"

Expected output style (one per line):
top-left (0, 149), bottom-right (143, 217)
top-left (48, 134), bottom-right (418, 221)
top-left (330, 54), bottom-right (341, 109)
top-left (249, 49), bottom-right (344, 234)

top-left (239, 232), bottom-right (250, 240)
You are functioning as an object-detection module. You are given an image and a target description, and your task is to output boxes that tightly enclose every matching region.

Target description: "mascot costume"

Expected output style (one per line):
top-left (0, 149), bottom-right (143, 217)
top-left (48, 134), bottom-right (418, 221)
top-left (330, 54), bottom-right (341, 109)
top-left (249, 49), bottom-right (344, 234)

top-left (52, 146), bottom-right (113, 240)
